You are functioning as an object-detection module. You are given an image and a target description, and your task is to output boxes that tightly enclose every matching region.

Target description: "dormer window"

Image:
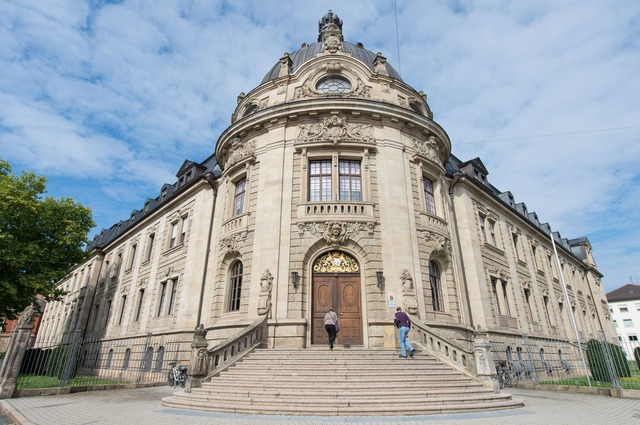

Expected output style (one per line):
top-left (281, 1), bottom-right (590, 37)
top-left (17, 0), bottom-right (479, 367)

top-left (316, 76), bottom-right (351, 94)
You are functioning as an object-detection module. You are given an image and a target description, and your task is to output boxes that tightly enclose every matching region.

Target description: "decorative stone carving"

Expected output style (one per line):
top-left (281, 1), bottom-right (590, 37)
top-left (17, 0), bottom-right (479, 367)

top-left (351, 75), bottom-right (371, 98)
top-left (325, 61), bottom-right (342, 72)
top-left (424, 231), bottom-right (451, 258)
top-left (16, 305), bottom-right (36, 327)
top-left (373, 52), bottom-right (388, 76)
top-left (258, 270), bottom-right (273, 316)
top-left (319, 11), bottom-right (343, 53)
top-left (400, 269), bottom-right (418, 315)
top-left (298, 221), bottom-right (374, 246)
top-left (413, 136), bottom-right (441, 164)
top-left (225, 138), bottom-right (256, 168)
top-left (278, 53), bottom-right (293, 77)
top-left (313, 251), bottom-right (359, 273)
top-left (296, 115), bottom-right (373, 145)
top-left (219, 231), bottom-right (248, 256)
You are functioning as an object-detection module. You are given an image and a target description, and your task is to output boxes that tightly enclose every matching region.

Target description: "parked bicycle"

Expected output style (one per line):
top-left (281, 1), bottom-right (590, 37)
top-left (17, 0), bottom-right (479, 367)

top-left (495, 361), bottom-right (511, 389)
top-left (167, 361), bottom-right (188, 388)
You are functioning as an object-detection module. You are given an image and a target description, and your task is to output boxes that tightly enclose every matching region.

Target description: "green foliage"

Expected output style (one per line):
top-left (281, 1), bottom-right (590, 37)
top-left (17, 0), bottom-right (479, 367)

top-left (586, 339), bottom-right (631, 382)
top-left (634, 347), bottom-right (640, 371)
top-left (0, 159), bottom-right (94, 318)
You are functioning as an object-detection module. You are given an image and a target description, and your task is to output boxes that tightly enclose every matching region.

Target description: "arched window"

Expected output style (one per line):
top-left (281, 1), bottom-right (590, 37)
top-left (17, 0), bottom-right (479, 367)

top-left (143, 347), bottom-right (153, 371)
top-left (123, 348), bottom-right (131, 370)
top-left (429, 261), bottom-right (443, 311)
top-left (155, 346), bottom-right (165, 371)
top-left (106, 349), bottom-right (114, 369)
top-left (228, 261), bottom-right (243, 311)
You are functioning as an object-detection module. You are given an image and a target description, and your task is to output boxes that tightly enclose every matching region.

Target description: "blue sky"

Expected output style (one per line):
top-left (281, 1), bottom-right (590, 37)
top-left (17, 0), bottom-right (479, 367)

top-left (1, 0), bottom-right (639, 293)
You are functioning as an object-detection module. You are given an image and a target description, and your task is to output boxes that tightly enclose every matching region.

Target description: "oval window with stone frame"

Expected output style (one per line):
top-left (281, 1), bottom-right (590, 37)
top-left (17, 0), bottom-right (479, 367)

top-left (316, 76), bottom-right (351, 94)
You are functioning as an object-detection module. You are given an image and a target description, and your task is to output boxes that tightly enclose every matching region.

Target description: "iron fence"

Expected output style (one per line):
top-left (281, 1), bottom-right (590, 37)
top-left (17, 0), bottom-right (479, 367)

top-left (16, 331), bottom-right (191, 391)
top-left (491, 331), bottom-right (640, 391)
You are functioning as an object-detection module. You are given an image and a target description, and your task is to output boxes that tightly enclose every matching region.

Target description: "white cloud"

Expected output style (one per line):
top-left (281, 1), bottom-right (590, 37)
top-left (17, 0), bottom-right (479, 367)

top-left (1, 0), bottom-right (639, 291)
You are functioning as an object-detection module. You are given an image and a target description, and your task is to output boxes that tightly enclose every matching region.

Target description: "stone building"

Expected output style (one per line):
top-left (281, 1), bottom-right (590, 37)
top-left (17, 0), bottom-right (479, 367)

top-left (36, 12), bottom-right (615, 378)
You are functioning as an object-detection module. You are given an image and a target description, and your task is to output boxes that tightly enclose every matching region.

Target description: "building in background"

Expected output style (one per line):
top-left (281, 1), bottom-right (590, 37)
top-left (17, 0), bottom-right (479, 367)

top-left (607, 283), bottom-right (640, 360)
top-left (35, 12), bottom-right (615, 378)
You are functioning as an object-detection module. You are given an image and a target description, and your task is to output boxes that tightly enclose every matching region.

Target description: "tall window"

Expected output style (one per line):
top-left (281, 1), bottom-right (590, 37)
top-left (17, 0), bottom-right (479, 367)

top-left (429, 261), bottom-right (443, 311)
top-left (228, 261), bottom-right (243, 311)
top-left (157, 281), bottom-right (167, 316)
top-left (127, 244), bottom-right (137, 270)
top-left (512, 233), bottom-right (520, 260)
top-left (524, 289), bottom-right (535, 322)
top-left (488, 220), bottom-right (497, 245)
top-left (479, 213), bottom-right (487, 242)
top-left (169, 222), bottom-right (179, 248)
top-left (168, 279), bottom-right (178, 315)
top-left (338, 160), bottom-right (361, 201)
top-left (233, 178), bottom-right (247, 215)
top-left (543, 295), bottom-right (554, 326)
top-left (118, 295), bottom-right (127, 325)
top-left (491, 277), bottom-right (501, 314)
top-left (134, 289), bottom-right (145, 321)
top-left (309, 160), bottom-right (332, 201)
top-left (145, 233), bottom-right (155, 262)
top-left (179, 215), bottom-right (188, 244)
top-left (423, 178), bottom-right (436, 215)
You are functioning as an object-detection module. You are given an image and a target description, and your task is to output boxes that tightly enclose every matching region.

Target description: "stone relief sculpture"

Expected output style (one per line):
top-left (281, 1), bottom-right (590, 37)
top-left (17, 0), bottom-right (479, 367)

top-left (297, 220), bottom-right (375, 247)
top-left (219, 231), bottom-right (248, 256)
top-left (225, 138), bottom-right (256, 168)
top-left (16, 304), bottom-right (36, 327)
top-left (400, 269), bottom-right (418, 315)
top-left (424, 231), bottom-right (451, 259)
top-left (296, 115), bottom-right (373, 145)
top-left (413, 136), bottom-right (442, 164)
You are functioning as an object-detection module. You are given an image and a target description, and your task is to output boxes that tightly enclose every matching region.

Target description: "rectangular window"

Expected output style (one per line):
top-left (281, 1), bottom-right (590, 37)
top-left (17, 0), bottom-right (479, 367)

top-left (624, 319), bottom-right (634, 328)
top-left (512, 233), bottom-right (520, 260)
top-left (104, 300), bottom-right (112, 328)
top-left (338, 160), bottom-right (362, 201)
top-left (135, 289), bottom-right (145, 321)
top-left (179, 215), bottom-right (188, 244)
top-left (309, 160), bottom-right (332, 201)
top-left (544, 296), bottom-right (554, 326)
top-left (620, 305), bottom-right (629, 313)
top-left (491, 277), bottom-right (501, 315)
top-left (157, 282), bottom-right (167, 316)
top-left (488, 220), bottom-right (497, 245)
top-left (145, 233), bottom-right (155, 262)
top-left (127, 244), bottom-right (137, 270)
top-left (91, 304), bottom-right (100, 330)
top-left (169, 222), bottom-right (178, 248)
top-left (501, 281), bottom-right (511, 316)
top-left (423, 178), bottom-right (436, 215)
top-left (524, 289), bottom-right (535, 322)
top-left (118, 295), bottom-right (127, 325)
top-left (630, 335), bottom-right (639, 342)
top-left (168, 279), bottom-right (178, 315)
top-left (479, 213), bottom-right (487, 242)
top-left (233, 177), bottom-right (247, 215)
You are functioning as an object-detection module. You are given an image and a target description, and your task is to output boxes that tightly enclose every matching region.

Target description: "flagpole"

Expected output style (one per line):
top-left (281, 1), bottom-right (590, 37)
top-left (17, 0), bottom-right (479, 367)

top-left (549, 229), bottom-right (591, 386)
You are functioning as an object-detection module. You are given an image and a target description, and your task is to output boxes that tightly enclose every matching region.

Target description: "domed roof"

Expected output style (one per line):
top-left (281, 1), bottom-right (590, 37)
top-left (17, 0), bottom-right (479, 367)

top-left (261, 11), bottom-right (402, 85)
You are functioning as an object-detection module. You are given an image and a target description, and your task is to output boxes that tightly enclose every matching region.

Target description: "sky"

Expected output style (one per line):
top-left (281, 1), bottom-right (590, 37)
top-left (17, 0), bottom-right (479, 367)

top-left (1, 0), bottom-right (639, 293)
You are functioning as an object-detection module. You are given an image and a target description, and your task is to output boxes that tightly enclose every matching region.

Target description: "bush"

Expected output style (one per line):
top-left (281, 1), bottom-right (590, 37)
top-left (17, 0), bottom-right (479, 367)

top-left (634, 347), bottom-right (640, 371)
top-left (587, 339), bottom-right (631, 382)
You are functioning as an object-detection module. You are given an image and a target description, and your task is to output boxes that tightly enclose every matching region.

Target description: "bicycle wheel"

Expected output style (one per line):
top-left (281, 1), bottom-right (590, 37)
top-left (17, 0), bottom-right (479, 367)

top-left (167, 372), bottom-right (176, 387)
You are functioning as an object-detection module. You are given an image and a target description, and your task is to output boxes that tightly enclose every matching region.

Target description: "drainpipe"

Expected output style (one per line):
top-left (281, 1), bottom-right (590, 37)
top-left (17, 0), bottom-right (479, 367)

top-left (195, 173), bottom-right (218, 327)
top-left (448, 172), bottom-right (474, 328)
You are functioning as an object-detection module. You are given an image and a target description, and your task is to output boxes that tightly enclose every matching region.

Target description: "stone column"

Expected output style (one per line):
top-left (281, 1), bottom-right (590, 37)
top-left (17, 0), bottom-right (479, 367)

top-left (0, 307), bottom-right (36, 398)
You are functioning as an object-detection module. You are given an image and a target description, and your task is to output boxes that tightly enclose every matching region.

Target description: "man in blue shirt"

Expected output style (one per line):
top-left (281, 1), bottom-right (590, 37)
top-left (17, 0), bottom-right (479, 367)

top-left (394, 307), bottom-right (415, 358)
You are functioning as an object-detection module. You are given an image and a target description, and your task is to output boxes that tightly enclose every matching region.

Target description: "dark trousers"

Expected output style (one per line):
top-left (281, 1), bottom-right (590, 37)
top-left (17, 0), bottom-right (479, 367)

top-left (325, 324), bottom-right (337, 347)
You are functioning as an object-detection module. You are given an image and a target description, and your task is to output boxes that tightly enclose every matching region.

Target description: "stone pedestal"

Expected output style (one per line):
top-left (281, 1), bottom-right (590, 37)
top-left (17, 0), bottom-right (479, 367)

top-left (0, 322), bottom-right (34, 398)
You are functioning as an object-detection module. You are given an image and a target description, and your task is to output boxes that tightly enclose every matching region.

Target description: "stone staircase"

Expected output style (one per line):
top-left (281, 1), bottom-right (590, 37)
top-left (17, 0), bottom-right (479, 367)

top-left (161, 348), bottom-right (523, 416)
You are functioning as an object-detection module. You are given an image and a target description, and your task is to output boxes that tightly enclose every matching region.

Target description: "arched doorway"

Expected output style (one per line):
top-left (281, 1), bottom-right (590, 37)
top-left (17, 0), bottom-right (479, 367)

top-left (311, 251), bottom-right (363, 346)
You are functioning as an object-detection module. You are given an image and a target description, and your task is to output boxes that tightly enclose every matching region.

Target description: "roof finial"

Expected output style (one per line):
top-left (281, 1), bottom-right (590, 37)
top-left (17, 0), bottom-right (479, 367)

top-left (318, 10), bottom-right (343, 42)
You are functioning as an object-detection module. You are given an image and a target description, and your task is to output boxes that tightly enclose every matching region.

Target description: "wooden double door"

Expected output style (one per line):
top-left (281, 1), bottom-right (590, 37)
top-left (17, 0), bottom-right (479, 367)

top-left (312, 273), bottom-right (363, 346)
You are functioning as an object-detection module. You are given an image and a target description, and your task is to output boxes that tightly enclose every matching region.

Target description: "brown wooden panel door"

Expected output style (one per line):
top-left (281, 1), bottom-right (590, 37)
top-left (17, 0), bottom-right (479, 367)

top-left (311, 273), bottom-right (362, 346)
top-left (337, 274), bottom-right (362, 345)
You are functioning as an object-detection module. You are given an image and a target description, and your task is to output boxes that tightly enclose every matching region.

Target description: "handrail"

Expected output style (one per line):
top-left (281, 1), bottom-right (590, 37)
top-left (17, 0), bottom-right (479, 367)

top-left (203, 313), bottom-right (268, 381)
top-left (410, 317), bottom-right (477, 377)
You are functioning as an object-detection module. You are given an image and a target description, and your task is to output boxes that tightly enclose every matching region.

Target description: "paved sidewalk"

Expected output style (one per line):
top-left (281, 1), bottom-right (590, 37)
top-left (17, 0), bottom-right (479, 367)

top-left (1, 386), bottom-right (640, 425)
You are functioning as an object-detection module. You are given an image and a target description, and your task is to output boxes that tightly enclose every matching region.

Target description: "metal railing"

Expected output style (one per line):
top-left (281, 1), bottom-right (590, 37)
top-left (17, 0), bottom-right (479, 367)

top-left (14, 330), bottom-right (190, 394)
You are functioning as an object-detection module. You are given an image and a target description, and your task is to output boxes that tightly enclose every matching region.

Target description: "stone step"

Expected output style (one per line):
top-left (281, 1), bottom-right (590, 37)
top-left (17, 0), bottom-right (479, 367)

top-left (161, 348), bottom-right (524, 416)
top-left (162, 396), bottom-right (523, 416)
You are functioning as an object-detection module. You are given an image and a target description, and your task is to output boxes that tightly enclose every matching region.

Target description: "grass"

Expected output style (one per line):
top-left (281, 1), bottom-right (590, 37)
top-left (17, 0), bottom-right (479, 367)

top-left (539, 375), bottom-right (640, 390)
top-left (17, 374), bottom-right (127, 389)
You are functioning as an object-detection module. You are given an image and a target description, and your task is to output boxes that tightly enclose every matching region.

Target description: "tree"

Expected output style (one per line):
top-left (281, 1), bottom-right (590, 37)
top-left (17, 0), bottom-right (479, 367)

top-left (0, 159), bottom-right (94, 319)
